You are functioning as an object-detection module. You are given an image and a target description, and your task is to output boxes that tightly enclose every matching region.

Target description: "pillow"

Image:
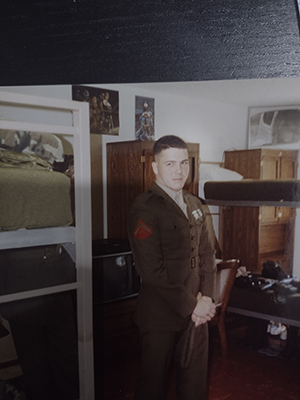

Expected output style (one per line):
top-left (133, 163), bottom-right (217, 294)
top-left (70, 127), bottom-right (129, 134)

top-left (0, 130), bottom-right (64, 164)
top-left (199, 165), bottom-right (243, 181)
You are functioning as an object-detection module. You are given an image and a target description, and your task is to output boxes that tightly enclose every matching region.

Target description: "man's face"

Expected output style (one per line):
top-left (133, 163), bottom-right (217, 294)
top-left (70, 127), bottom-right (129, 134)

top-left (152, 147), bottom-right (190, 192)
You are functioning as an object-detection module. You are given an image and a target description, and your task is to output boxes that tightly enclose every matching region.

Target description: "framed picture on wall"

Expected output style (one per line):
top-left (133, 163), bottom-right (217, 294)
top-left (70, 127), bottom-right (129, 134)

top-left (248, 106), bottom-right (300, 149)
top-left (135, 96), bottom-right (155, 140)
top-left (72, 85), bottom-right (119, 135)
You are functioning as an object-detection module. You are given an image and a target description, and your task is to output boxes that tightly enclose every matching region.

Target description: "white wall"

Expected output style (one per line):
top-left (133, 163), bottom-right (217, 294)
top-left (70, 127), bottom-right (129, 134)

top-left (1, 83), bottom-right (299, 276)
top-left (94, 82), bottom-right (248, 159)
top-left (0, 82), bottom-right (249, 159)
top-left (0, 85), bottom-right (72, 99)
top-left (89, 83), bottom-right (248, 238)
top-left (0, 86), bottom-right (73, 127)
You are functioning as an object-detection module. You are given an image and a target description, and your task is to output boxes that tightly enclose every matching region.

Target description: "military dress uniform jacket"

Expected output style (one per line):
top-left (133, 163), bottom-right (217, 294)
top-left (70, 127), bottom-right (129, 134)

top-left (127, 182), bottom-right (216, 332)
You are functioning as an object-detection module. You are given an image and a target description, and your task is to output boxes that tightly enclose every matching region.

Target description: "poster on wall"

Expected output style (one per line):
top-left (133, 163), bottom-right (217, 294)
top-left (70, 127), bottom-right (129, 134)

top-left (72, 85), bottom-right (119, 135)
top-left (135, 96), bottom-right (155, 140)
top-left (248, 106), bottom-right (300, 149)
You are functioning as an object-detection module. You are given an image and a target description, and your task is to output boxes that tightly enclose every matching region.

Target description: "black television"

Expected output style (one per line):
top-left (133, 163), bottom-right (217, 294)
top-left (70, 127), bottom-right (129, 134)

top-left (92, 239), bottom-right (140, 305)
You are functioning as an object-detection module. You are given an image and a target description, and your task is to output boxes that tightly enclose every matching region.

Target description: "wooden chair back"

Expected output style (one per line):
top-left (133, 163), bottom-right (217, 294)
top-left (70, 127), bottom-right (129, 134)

top-left (209, 259), bottom-right (240, 357)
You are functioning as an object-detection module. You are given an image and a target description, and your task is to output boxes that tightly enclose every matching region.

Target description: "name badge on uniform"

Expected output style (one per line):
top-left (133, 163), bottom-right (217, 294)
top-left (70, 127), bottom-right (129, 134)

top-left (192, 209), bottom-right (203, 220)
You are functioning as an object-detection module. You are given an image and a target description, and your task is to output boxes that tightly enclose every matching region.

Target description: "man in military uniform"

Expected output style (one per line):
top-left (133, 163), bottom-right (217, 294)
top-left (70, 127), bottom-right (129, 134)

top-left (127, 135), bottom-right (216, 400)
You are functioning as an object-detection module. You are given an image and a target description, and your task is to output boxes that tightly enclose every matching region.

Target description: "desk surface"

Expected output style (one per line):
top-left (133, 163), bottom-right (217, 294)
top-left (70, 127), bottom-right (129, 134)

top-left (228, 286), bottom-right (300, 328)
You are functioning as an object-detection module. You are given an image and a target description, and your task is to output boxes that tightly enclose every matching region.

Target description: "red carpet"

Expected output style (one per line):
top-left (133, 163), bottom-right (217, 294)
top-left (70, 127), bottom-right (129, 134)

top-left (99, 317), bottom-right (300, 400)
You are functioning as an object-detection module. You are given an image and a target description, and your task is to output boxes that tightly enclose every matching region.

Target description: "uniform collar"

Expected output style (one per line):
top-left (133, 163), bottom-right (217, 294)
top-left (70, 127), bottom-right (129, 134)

top-left (155, 180), bottom-right (184, 203)
top-left (154, 181), bottom-right (187, 217)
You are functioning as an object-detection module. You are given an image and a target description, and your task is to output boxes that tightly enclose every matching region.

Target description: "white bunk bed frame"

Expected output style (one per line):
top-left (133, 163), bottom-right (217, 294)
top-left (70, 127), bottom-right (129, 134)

top-left (0, 91), bottom-right (94, 399)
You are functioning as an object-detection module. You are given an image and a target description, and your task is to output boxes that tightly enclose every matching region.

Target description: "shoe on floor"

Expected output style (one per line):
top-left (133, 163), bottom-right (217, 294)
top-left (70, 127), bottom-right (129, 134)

top-left (258, 346), bottom-right (281, 357)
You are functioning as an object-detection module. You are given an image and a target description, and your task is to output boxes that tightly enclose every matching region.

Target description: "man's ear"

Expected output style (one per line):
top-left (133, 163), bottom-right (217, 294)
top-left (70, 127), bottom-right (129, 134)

top-left (152, 161), bottom-right (158, 175)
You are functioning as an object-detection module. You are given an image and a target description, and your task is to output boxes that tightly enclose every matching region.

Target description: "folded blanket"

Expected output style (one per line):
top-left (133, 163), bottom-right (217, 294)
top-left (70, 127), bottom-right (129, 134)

top-left (0, 149), bottom-right (52, 170)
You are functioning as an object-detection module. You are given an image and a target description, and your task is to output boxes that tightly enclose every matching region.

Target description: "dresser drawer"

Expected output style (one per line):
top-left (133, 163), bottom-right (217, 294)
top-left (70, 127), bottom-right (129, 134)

top-left (259, 224), bottom-right (287, 254)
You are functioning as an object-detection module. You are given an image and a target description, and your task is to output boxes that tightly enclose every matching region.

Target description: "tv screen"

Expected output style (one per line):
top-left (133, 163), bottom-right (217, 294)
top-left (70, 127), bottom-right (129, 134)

top-left (93, 252), bottom-right (139, 304)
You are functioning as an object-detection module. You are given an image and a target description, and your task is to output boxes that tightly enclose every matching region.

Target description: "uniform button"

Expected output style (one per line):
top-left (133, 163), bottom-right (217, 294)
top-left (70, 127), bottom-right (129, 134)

top-left (190, 224), bottom-right (193, 229)
top-left (191, 235), bottom-right (194, 240)
top-left (191, 247), bottom-right (195, 252)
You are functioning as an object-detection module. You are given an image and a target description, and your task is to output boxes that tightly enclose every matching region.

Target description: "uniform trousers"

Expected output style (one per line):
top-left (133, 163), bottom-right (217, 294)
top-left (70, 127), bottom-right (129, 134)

top-left (135, 323), bottom-right (208, 400)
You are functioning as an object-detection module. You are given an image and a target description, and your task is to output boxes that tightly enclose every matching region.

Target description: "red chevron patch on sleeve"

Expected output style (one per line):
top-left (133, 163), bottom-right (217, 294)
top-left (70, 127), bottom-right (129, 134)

top-left (133, 219), bottom-right (152, 239)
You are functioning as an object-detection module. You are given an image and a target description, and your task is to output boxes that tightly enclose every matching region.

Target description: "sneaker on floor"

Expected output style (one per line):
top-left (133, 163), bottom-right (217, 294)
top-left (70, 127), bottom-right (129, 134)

top-left (258, 346), bottom-right (281, 357)
top-left (258, 347), bottom-right (269, 355)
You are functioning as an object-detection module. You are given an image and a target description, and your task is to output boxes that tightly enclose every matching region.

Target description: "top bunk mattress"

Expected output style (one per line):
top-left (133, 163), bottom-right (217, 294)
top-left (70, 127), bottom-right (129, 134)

top-left (0, 167), bottom-right (73, 231)
top-left (204, 179), bottom-right (300, 206)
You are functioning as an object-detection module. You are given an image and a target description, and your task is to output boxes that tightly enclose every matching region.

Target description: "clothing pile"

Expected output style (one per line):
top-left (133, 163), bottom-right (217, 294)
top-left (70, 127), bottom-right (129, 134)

top-left (234, 260), bottom-right (300, 301)
top-left (235, 260), bottom-right (300, 359)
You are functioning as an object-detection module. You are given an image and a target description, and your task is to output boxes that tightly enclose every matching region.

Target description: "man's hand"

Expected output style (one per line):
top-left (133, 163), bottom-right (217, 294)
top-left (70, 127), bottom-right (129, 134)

top-left (191, 293), bottom-right (216, 327)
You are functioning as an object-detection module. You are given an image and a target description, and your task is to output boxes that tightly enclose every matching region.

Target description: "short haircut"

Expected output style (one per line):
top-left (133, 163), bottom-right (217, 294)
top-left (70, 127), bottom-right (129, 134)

top-left (153, 135), bottom-right (187, 159)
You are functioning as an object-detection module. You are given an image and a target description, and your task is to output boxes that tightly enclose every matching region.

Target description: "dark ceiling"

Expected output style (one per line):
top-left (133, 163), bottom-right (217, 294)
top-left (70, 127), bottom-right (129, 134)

top-left (0, 0), bottom-right (299, 86)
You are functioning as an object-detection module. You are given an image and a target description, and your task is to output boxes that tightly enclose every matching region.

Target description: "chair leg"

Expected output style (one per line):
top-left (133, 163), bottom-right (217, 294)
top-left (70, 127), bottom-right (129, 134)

top-left (217, 319), bottom-right (228, 357)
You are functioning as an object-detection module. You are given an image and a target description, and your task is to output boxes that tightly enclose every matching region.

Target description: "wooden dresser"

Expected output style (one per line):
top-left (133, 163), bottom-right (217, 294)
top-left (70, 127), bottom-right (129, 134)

top-left (220, 149), bottom-right (298, 275)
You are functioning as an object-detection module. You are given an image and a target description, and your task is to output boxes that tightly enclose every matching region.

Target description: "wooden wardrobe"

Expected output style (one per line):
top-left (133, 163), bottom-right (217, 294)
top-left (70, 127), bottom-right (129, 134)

top-left (107, 140), bottom-right (199, 239)
top-left (220, 149), bottom-right (298, 275)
